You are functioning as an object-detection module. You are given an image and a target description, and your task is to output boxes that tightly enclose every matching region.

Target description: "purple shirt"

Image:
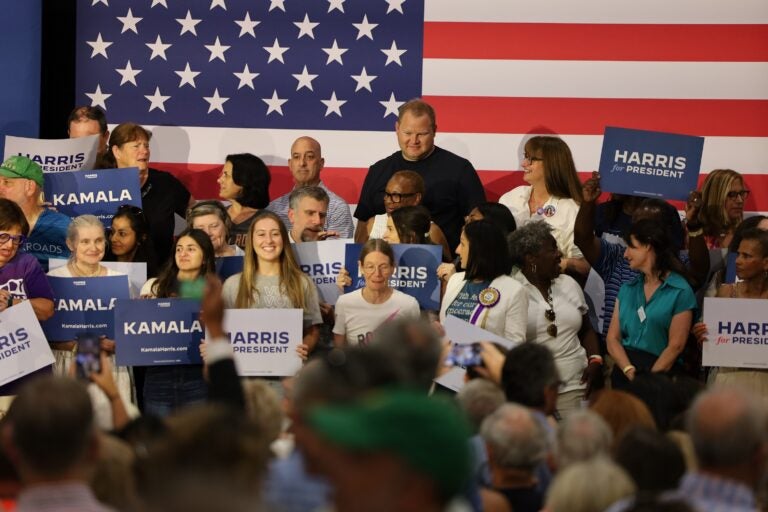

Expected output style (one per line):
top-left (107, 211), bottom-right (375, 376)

top-left (0, 251), bottom-right (54, 301)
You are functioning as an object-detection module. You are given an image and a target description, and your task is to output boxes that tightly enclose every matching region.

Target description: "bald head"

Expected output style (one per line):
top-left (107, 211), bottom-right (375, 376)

top-left (289, 137), bottom-right (324, 187)
top-left (687, 387), bottom-right (768, 472)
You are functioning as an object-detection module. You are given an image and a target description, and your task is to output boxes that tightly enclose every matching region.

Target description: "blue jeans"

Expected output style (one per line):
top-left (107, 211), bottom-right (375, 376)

top-left (143, 365), bottom-right (207, 417)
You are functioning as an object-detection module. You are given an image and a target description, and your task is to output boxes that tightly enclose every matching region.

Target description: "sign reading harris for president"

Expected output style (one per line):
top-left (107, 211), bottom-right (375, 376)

top-left (344, 243), bottom-right (442, 311)
top-left (3, 134), bottom-right (99, 172)
top-left (703, 297), bottom-right (768, 368)
top-left (43, 168), bottom-right (142, 224)
top-left (0, 301), bottom-right (55, 387)
top-left (212, 309), bottom-right (303, 377)
top-left (42, 275), bottom-right (131, 340)
top-left (115, 298), bottom-right (204, 366)
top-left (598, 127), bottom-right (704, 200)
top-left (293, 239), bottom-right (350, 305)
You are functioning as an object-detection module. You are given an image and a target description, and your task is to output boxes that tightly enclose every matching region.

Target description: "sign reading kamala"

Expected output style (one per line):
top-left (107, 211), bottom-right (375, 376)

top-left (3, 134), bottom-right (99, 172)
top-left (344, 243), bottom-right (442, 310)
top-left (703, 297), bottom-right (768, 368)
top-left (43, 168), bottom-right (142, 224)
top-left (598, 127), bottom-right (704, 200)
top-left (115, 298), bottom-right (203, 366)
top-left (42, 276), bottom-right (130, 340)
top-left (0, 301), bottom-right (55, 387)
top-left (292, 239), bottom-right (350, 305)
top-left (213, 309), bottom-right (303, 377)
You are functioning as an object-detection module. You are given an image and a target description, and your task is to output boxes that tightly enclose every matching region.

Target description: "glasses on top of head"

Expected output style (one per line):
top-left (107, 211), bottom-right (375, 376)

top-left (0, 233), bottom-right (26, 247)
top-left (384, 192), bottom-right (417, 204)
top-left (726, 190), bottom-right (750, 200)
top-left (545, 308), bottom-right (558, 337)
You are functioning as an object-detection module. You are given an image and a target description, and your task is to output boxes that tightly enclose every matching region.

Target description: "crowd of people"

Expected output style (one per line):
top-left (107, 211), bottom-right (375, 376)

top-left (0, 98), bottom-right (765, 512)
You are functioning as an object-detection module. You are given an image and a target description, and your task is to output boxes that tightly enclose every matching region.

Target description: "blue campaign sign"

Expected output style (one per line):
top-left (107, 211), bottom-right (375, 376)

top-left (598, 126), bottom-right (704, 200)
top-left (114, 298), bottom-right (204, 366)
top-left (43, 167), bottom-right (142, 224)
top-left (216, 256), bottom-right (244, 281)
top-left (42, 275), bottom-right (130, 340)
top-left (344, 243), bottom-right (442, 310)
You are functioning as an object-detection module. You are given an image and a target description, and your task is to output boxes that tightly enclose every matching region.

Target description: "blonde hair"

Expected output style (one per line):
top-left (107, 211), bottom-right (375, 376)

top-left (235, 210), bottom-right (308, 310)
top-left (698, 169), bottom-right (744, 236)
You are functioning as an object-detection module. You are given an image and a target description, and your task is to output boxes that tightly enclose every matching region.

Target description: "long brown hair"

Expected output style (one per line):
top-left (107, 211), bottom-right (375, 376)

top-left (525, 136), bottom-right (583, 203)
top-left (151, 228), bottom-right (216, 298)
top-left (235, 210), bottom-right (308, 309)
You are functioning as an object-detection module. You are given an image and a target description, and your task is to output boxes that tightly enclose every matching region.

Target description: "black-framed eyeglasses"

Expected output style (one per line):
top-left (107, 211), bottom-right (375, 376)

top-left (384, 192), bottom-right (417, 203)
top-left (523, 156), bottom-right (543, 163)
top-left (0, 233), bottom-right (26, 247)
top-left (726, 190), bottom-right (750, 200)
top-left (545, 309), bottom-right (558, 337)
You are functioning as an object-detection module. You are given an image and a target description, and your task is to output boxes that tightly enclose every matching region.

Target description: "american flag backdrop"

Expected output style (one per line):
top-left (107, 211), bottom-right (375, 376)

top-left (76, 0), bottom-right (768, 211)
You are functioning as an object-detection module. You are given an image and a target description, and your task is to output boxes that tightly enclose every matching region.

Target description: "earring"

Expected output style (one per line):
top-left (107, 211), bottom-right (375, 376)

top-left (531, 263), bottom-right (537, 273)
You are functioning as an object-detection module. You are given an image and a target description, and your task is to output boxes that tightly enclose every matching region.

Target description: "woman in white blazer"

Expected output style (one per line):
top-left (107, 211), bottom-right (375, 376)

top-left (440, 219), bottom-right (527, 343)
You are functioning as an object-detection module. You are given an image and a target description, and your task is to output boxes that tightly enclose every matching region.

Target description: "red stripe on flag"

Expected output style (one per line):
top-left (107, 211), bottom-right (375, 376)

top-left (424, 96), bottom-right (768, 137)
top-left (424, 23), bottom-right (768, 62)
top-left (156, 163), bottom-right (768, 212)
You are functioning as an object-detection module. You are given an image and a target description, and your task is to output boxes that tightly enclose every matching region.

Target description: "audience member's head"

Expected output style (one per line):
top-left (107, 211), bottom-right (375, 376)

top-left (2, 377), bottom-right (97, 482)
top-left (68, 105), bottom-right (109, 155)
top-left (481, 403), bottom-right (550, 474)
top-left (544, 457), bottom-right (636, 512)
top-left (0, 156), bottom-right (44, 209)
top-left (241, 379), bottom-right (284, 445)
top-left (305, 390), bottom-right (470, 511)
top-left (288, 185), bottom-right (330, 242)
top-left (383, 170), bottom-right (425, 214)
top-left (556, 409), bottom-right (613, 469)
top-left (686, 386), bottom-right (768, 488)
top-left (387, 205), bottom-right (432, 244)
top-left (396, 99), bottom-right (437, 161)
top-left (369, 318), bottom-right (443, 392)
top-left (135, 404), bottom-right (271, 512)
top-left (501, 342), bottom-right (560, 416)
top-left (220, 153), bottom-right (271, 209)
top-left (590, 390), bottom-right (656, 448)
top-left (614, 426), bottom-right (686, 493)
top-left (288, 136), bottom-right (324, 188)
top-left (461, 219), bottom-right (512, 280)
top-left (456, 379), bottom-right (505, 433)
top-left (91, 434), bottom-right (139, 511)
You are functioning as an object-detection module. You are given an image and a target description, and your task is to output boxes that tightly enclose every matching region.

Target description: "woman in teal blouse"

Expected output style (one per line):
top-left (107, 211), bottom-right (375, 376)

top-left (607, 218), bottom-right (697, 389)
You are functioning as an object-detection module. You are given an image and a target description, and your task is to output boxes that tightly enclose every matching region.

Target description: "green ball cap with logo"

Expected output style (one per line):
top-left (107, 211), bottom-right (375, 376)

top-left (0, 155), bottom-right (44, 188)
top-left (308, 388), bottom-right (472, 499)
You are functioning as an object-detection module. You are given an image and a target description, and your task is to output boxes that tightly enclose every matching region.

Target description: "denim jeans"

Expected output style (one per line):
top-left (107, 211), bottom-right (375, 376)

top-left (143, 365), bottom-right (207, 417)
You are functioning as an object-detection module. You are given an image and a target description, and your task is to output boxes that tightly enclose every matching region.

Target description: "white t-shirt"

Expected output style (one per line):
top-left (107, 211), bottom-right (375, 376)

top-left (221, 273), bottom-right (323, 329)
top-left (513, 271), bottom-right (588, 393)
top-left (48, 265), bottom-right (123, 278)
top-left (333, 288), bottom-right (420, 346)
top-left (499, 185), bottom-right (583, 259)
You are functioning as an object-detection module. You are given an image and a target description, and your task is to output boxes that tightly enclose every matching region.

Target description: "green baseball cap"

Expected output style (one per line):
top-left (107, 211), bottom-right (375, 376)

top-left (0, 156), bottom-right (44, 188)
top-left (308, 389), bottom-right (471, 499)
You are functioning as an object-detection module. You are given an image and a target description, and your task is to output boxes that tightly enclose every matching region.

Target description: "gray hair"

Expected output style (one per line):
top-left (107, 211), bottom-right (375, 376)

top-left (66, 214), bottom-right (105, 247)
top-left (288, 185), bottom-right (329, 210)
top-left (686, 386), bottom-right (768, 468)
top-left (556, 409), bottom-right (613, 469)
top-left (545, 457), bottom-right (636, 512)
top-left (186, 200), bottom-right (231, 235)
top-left (507, 220), bottom-right (553, 267)
top-left (456, 379), bottom-right (506, 433)
top-left (369, 318), bottom-right (443, 392)
top-left (480, 403), bottom-right (550, 472)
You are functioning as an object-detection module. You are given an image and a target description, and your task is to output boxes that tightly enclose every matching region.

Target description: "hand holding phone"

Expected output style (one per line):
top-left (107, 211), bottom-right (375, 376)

top-left (75, 333), bottom-right (102, 380)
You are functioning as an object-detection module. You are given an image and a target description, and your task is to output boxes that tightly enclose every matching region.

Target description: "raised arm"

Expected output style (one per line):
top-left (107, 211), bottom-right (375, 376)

top-left (573, 172), bottom-right (602, 266)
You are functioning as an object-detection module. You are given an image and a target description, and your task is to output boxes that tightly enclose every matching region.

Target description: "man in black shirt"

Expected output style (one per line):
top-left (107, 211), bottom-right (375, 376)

top-left (353, 99), bottom-right (485, 251)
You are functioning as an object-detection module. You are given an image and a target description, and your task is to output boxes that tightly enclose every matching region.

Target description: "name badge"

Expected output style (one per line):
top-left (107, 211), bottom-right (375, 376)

top-left (637, 306), bottom-right (646, 323)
